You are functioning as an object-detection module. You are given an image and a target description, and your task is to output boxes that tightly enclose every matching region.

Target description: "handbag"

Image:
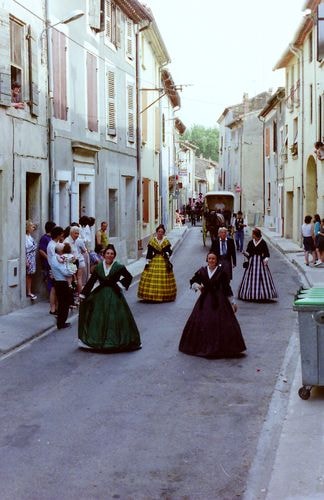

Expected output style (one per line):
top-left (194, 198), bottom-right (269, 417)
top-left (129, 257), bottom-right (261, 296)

top-left (243, 260), bottom-right (249, 269)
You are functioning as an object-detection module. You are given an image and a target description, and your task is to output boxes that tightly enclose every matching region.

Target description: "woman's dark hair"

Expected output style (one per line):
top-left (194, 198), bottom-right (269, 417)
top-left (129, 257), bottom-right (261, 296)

top-left (88, 216), bottom-right (95, 227)
top-left (103, 244), bottom-right (116, 257)
top-left (314, 214), bottom-right (321, 223)
top-left (79, 216), bottom-right (90, 226)
top-left (45, 220), bottom-right (56, 233)
top-left (156, 224), bottom-right (166, 233)
top-left (304, 215), bottom-right (312, 224)
top-left (63, 226), bottom-right (70, 239)
top-left (252, 227), bottom-right (262, 238)
top-left (94, 243), bottom-right (104, 254)
top-left (51, 226), bottom-right (64, 239)
top-left (206, 251), bottom-right (218, 262)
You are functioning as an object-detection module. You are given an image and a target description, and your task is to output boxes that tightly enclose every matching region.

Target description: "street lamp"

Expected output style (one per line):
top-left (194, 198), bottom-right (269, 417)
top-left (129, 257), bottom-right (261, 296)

top-left (48, 10), bottom-right (85, 29)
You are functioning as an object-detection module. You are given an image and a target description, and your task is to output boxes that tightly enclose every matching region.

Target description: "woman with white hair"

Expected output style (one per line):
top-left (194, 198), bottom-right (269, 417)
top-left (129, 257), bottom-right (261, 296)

top-left (64, 225), bottom-right (88, 298)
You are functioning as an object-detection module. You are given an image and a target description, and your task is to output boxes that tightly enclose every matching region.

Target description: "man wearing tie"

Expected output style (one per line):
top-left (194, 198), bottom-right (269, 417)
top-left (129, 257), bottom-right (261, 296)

top-left (210, 227), bottom-right (236, 280)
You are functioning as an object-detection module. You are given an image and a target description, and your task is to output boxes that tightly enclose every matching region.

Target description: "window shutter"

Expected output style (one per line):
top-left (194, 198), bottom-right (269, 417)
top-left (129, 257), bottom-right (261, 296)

top-left (87, 52), bottom-right (98, 132)
top-left (107, 69), bottom-right (116, 136)
top-left (127, 83), bottom-right (135, 143)
top-left (89, 0), bottom-right (101, 31)
top-left (105, 0), bottom-right (112, 39)
top-left (27, 25), bottom-right (39, 116)
top-left (116, 7), bottom-right (121, 47)
top-left (142, 178), bottom-right (149, 223)
top-left (141, 91), bottom-right (148, 143)
top-left (126, 20), bottom-right (133, 59)
top-left (155, 107), bottom-right (160, 151)
top-left (52, 30), bottom-right (67, 120)
top-left (0, 9), bottom-right (11, 106)
top-left (265, 127), bottom-right (270, 157)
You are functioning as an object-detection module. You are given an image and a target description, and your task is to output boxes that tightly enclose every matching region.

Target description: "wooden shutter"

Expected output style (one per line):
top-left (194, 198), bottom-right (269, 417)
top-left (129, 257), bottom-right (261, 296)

top-left (141, 91), bottom-right (148, 143)
top-left (107, 69), bottom-right (116, 136)
top-left (0, 9), bottom-right (11, 106)
top-left (116, 7), bottom-right (121, 47)
top-left (27, 25), bottom-right (39, 116)
top-left (155, 107), bottom-right (160, 151)
top-left (265, 127), bottom-right (270, 157)
top-left (127, 83), bottom-right (135, 143)
top-left (126, 20), bottom-right (133, 60)
top-left (142, 178), bottom-right (149, 223)
top-left (154, 181), bottom-right (158, 220)
top-left (87, 52), bottom-right (98, 132)
top-left (89, 0), bottom-right (101, 31)
top-left (105, 0), bottom-right (112, 39)
top-left (52, 30), bottom-right (67, 120)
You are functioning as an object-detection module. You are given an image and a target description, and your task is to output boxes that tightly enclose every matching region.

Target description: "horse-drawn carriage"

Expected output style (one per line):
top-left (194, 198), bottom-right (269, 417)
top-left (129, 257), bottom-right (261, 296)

top-left (202, 191), bottom-right (235, 246)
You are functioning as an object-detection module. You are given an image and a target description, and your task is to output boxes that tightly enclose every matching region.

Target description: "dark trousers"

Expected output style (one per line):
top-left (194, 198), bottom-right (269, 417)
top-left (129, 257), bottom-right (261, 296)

top-left (54, 281), bottom-right (72, 328)
top-left (235, 230), bottom-right (244, 252)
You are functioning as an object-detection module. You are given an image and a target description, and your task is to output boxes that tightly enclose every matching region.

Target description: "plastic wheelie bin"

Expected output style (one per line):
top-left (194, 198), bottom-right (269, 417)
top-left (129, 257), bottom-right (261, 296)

top-left (293, 289), bottom-right (324, 399)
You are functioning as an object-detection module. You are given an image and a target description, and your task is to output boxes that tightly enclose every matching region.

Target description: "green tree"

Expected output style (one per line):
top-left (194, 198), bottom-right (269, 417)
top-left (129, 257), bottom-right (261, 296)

top-left (183, 125), bottom-right (219, 162)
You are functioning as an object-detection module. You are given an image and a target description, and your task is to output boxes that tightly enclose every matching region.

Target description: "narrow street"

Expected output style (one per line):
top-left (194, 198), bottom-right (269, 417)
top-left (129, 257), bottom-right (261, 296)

top-left (0, 227), bottom-right (301, 500)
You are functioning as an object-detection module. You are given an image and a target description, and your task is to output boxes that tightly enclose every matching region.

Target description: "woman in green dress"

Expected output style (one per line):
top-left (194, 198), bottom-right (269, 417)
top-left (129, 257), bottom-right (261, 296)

top-left (78, 244), bottom-right (141, 351)
top-left (137, 224), bottom-right (177, 302)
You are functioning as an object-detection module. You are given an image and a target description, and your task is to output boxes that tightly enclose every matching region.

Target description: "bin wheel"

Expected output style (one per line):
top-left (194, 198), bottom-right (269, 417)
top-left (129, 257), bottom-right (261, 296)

top-left (298, 386), bottom-right (311, 400)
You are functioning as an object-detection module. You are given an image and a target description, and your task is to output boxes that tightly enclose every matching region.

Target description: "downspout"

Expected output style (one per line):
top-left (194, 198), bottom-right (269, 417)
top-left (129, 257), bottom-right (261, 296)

top-left (135, 21), bottom-right (151, 253)
top-left (45, 0), bottom-right (55, 220)
top-left (289, 43), bottom-right (304, 238)
top-left (159, 60), bottom-right (170, 228)
top-left (258, 115), bottom-right (266, 218)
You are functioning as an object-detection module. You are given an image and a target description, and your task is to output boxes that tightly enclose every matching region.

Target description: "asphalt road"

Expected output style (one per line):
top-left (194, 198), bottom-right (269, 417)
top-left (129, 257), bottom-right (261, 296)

top-left (0, 227), bottom-right (302, 500)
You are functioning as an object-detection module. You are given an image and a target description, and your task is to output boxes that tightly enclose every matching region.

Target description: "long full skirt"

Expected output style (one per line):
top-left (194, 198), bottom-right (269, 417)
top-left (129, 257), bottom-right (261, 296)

top-left (138, 255), bottom-right (177, 302)
top-left (78, 287), bottom-right (141, 351)
top-left (238, 255), bottom-right (278, 301)
top-left (179, 291), bottom-right (246, 358)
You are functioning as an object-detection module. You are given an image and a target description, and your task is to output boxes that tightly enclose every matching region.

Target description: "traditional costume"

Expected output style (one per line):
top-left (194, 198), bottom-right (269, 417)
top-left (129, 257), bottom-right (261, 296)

top-left (179, 265), bottom-right (246, 358)
top-left (78, 260), bottom-right (141, 351)
top-left (138, 236), bottom-right (177, 302)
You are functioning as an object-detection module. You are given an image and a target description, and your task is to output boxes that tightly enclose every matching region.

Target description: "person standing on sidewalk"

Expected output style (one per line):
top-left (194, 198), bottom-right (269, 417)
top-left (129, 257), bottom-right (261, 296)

top-left (234, 210), bottom-right (246, 252)
top-left (50, 243), bottom-right (75, 330)
top-left (39, 221), bottom-right (57, 314)
top-left (301, 215), bottom-right (316, 266)
top-left (25, 220), bottom-right (38, 300)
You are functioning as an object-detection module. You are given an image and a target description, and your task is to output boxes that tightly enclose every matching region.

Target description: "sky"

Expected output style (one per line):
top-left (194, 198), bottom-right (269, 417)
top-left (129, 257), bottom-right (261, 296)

top-left (143, 0), bottom-right (306, 128)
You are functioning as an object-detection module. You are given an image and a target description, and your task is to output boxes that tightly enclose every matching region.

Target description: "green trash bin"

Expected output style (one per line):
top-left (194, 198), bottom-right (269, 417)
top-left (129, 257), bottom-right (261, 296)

top-left (293, 291), bottom-right (324, 400)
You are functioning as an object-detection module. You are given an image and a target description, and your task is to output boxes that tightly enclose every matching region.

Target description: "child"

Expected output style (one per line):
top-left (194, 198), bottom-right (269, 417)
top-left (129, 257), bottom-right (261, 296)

top-left (89, 243), bottom-right (104, 273)
top-left (55, 242), bottom-right (77, 287)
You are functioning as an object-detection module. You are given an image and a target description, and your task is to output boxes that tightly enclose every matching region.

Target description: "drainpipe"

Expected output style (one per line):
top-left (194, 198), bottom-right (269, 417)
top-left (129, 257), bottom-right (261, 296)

top-left (135, 21), bottom-right (151, 253)
top-left (289, 43), bottom-right (304, 237)
top-left (258, 115), bottom-right (266, 219)
top-left (45, 0), bottom-right (55, 220)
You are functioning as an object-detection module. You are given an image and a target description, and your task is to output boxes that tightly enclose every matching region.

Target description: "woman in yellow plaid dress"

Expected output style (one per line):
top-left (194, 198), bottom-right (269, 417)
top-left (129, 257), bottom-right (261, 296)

top-left (138, 224), bottom-right (177, 302)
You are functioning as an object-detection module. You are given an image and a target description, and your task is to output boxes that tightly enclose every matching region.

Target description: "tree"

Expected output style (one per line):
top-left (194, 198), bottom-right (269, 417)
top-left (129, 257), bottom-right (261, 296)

top-left (183, 125), bottom-right (219, 162)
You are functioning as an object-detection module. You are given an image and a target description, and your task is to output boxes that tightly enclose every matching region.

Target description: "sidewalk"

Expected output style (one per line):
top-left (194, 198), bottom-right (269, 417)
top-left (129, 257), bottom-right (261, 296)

top-left (0, 226), bottom-right (189, 356)
top-left (245, 227), bottom-right (324, 500)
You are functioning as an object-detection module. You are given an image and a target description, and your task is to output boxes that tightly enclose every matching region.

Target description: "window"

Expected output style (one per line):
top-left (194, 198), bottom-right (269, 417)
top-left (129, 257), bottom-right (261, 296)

top-left (125, 19), bottom-right (134, 60)
top-left (127, 82), bottom-right (135, 143)
top-left (319, 95), bottom-right (323, 143)
top-left (10, 18), bottom-right (24, 92)
top-left (141, 90), bottom-right (148, 144)
top-left (309, 31), bottom-right (313, 62)
top-left (52, 29), bottom-right (67, 120)
top-left (105, 0), bottom-right (121, 47)
top-left (106, 68), bottom-right (116, 136)
top-left (317, 4), bottom-right (324, 61)
top-left (89, 0), bottom-right (105, 32)
top-left (273, 121), bottom-right (277, 153)
top-left (142, 178), bottom-right (149, 223)
top-left (265, 127), bottom-right (270, 157)
top-left (87, 52), bottom-right (98, 132)
top-left (154, 181), bottom-right (159, 220)
top-left (154, 107), bottom-right (160, 151)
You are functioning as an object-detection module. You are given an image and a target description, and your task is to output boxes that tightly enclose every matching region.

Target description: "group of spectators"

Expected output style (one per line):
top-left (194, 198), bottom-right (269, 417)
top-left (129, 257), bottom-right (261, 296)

top-left (25, 217), bottom-right (109, 328)
top-left (301, 214), bottom-right (324, 266)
